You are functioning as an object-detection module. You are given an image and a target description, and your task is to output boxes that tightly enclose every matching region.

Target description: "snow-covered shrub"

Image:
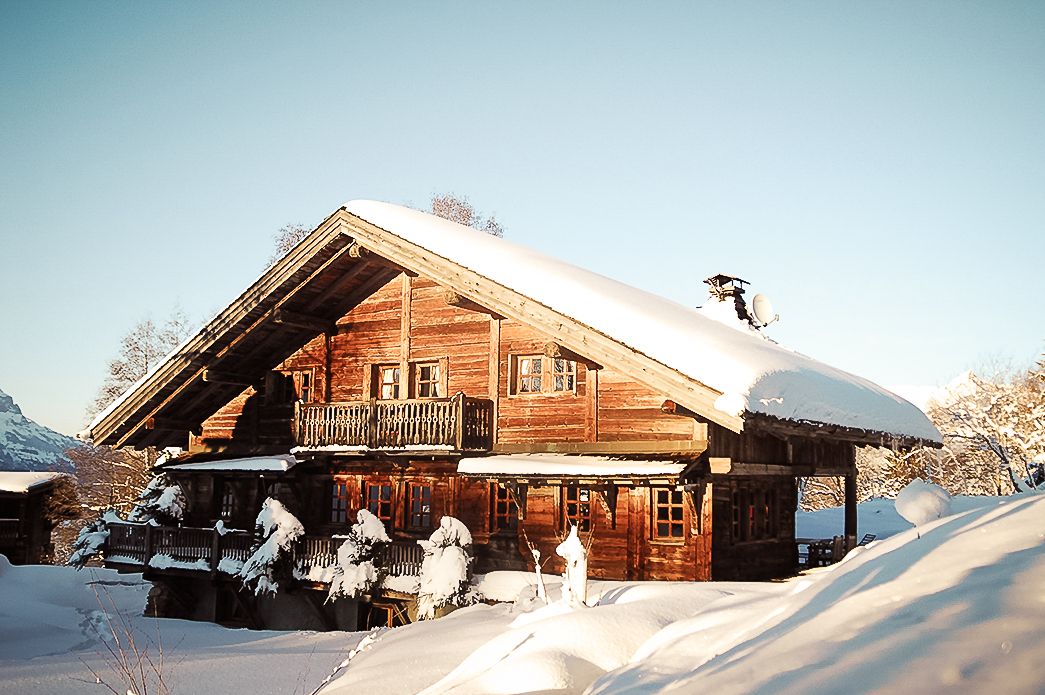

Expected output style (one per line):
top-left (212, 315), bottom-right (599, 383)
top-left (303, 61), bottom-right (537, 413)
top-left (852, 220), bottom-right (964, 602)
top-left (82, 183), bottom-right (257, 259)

top-left (327, 509), bottom-right (391, 601)
top-left (68, 509), bottom-right (123, 569)
top-left (416, 516), bottom-right (473, 620)
top-left (127, 474), bottom-right (185, 526)
top-left (895, 478), bottom-right (952, 527)
top-left (556, 524), bottom-right (588, 606)
top-left (238, 498), bottom-right (304, 595)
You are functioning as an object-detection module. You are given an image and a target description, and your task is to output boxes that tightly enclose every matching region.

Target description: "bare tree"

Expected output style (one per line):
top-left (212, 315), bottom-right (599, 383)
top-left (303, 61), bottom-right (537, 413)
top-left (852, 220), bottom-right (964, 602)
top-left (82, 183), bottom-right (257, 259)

top-left (89, 308), bottom-right (194, 420)
top-left (928, 367), bottom-right (1045, 493)
top-left (430, 193), bottom-right (504, 237)
top-left (268, 223), bottom-right (311, 265)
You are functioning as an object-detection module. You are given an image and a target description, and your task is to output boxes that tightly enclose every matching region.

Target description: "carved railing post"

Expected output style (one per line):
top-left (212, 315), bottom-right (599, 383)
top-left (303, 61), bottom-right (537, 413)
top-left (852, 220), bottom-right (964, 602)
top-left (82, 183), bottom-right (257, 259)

top-left (454, 392), bottom-right (465, 451)
top-left (210, 528), bottom-right (221, 574)
top-left (143, 523), bottom-right (154, 568)
top-left (368, 398), bottom-right (378, 449)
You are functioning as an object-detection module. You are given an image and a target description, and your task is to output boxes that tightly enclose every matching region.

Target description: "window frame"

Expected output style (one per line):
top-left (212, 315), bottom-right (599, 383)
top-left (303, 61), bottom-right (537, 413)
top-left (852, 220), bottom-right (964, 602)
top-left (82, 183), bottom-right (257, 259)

top-left (364, 481), bottom-right (394, 524)
top-left (406, 482), bottom-right (433, 530)
top-left (330, 478), bottom-right (349, 524)
top-left (412, 361), bottom-right (443, 399)
top-left (490, 483), bottom-right (518, 532)
top-left (268, 368), bottom-right (317, 404)
top-left (651, 488), bottom-right (686, 542)
top-left (510, 354), bottom-right (578, 396)
top-left (373, 364), bottom-right (401, 400)
top-left (562, 485), bottom-right (594, 533)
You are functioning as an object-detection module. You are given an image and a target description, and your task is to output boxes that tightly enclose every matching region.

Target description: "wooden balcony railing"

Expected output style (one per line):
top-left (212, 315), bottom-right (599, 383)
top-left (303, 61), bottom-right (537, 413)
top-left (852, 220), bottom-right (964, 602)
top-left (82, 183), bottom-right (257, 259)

top-left (295, 393), bottom-right (494, 450)
top-left (104, 522), bottom-right (423, 579)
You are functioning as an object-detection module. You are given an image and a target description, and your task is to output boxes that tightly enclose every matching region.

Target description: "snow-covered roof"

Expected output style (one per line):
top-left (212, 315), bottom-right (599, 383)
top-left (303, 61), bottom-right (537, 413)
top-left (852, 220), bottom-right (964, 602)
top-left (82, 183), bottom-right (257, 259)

top-left (165, 454), bottom-right (297, 473)
top-left (0, 471), bottom-right (65, 494)
top-left (345, 200), bottom-right (941, 444)
top-left (458, 454), bottom-right (686, 478)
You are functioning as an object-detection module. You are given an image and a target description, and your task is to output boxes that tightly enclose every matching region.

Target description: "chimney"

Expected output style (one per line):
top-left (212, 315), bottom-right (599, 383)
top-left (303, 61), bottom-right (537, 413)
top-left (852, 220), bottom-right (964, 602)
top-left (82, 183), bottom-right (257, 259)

top-left (703, 274), bottom-right (753, 323)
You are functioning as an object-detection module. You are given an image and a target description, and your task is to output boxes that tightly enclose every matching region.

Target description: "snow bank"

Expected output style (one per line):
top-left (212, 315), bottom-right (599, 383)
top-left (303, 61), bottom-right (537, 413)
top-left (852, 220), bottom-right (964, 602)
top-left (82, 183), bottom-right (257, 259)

top-left (0, 561), bottom-right (358, 695)
top-left (344, 200), bottom-right (940, 442)
top-left (895, 478), bottom-right (953, 526)
top-left (324, 495), bottom-right (1045, 694)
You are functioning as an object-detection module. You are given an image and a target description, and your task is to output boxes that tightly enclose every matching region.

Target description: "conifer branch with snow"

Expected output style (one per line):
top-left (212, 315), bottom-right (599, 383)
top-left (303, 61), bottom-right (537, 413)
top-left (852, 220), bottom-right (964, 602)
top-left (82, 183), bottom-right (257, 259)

top-left (327, 509), bottom-right (390, 601)
top-left (239, 498), bottom-right (304, 595)
top-left (416, 517), bottom-right (474, 620)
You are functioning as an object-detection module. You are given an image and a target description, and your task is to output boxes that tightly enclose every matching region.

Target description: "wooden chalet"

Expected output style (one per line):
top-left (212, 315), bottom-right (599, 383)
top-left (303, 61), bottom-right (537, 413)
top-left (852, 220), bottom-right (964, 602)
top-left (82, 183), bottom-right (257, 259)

top-left (0, 472), bottom-right (68, 565)
top-left (83, 201), bottom-right (941, 630)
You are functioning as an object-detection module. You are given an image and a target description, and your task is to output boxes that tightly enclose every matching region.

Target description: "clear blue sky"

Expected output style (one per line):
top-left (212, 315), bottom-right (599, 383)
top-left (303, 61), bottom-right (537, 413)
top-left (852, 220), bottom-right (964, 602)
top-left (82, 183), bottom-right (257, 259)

top-left (1, 2), bottom-right (1042, 435)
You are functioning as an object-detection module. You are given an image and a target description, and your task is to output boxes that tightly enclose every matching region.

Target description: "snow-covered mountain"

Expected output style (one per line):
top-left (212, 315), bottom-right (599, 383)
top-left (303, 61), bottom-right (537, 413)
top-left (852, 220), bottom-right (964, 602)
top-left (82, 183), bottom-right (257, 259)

top-left (0, 388), bottom-right (75, 472)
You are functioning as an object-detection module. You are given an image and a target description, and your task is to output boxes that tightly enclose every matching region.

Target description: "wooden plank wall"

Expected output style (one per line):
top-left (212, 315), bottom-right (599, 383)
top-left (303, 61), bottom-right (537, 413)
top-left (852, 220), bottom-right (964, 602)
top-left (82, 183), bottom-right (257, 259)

top-left (197, 271), bottom-right (705, 449)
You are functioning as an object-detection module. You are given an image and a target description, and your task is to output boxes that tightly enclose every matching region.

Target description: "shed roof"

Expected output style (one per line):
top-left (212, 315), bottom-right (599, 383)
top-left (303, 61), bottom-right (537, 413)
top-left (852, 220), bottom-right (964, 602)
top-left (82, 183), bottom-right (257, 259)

top-left (0, 471), bottom-right (65, 494)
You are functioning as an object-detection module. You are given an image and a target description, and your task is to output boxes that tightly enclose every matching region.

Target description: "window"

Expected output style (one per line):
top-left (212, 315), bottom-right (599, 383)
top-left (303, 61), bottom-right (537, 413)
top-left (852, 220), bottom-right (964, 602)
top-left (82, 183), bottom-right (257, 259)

top-left (517, 356), bottom-right (543, 393)
top-left (331, 480), bottom-right (349, 523)
top-left (220, 484), bottom-right (236, 520)
top-left (407, 483), bottom-right (432, 529)
top-left (269, 369), bottom-right (316, 404)
top-left (563, 485), bottom-right (593, 532)
top-left (512, 355), bottom-right (577, 395)
top-left (491, 484), bottom-right (518, 531)
top-left (365, 483), bottom-right (393, 523)
top-left (376, 365), bottom-right (400, 400)
top-left (414, 362), bottom-right (442, 398)
top-left (653, 488), bottom-right (685, 540)
top-left (552, 358), bottom-right (576, 392)
top-left (730, 485), bottom-right (779, 543)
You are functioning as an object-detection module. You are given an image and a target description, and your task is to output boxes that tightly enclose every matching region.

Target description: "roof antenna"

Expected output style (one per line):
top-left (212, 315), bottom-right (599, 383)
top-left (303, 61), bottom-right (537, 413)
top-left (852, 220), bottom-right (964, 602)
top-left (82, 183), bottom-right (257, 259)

top-left (751, 294), bottom-right (780, 328)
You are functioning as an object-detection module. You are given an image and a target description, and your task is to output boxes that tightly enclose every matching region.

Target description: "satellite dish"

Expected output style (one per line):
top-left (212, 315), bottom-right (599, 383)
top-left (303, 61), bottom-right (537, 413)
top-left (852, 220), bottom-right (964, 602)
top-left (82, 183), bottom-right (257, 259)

top-left (751, 293), bottom-right (780, 327)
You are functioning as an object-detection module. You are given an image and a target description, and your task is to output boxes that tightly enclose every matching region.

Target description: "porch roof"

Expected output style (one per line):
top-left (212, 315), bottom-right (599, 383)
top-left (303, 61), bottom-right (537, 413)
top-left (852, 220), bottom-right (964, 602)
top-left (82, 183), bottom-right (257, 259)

top-left (165, 454), bottom-right (297, 473)
top-left (457, 454), bottom-right (686, 480)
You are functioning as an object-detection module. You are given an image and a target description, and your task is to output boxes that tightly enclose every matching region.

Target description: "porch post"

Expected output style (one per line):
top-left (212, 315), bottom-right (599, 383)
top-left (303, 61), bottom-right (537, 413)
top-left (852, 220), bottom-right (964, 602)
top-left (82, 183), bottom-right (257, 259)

top-left (844, 472), bottom-right (857, 550)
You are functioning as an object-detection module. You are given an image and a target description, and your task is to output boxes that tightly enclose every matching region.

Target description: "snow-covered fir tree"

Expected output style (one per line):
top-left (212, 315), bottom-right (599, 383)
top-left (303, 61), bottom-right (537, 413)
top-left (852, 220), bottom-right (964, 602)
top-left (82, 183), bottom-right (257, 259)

top-left (416, 516), bottom-right (473, 620)
top-left (127, 474), bottom-right (185, 526)
top-left (239, 498), bottom-right (304, 595)
top-left (327, 509), bottom-right (391, 601)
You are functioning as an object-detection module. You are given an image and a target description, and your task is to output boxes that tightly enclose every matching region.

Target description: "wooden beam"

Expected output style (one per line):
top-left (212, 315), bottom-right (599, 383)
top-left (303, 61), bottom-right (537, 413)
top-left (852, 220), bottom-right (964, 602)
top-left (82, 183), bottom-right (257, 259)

top-left (145, 417), bottom-right (201, 433)
top-left (272, 308), bottom-right (333, 333)
top-left (544, 341), bottom-right (563, 358)
top-left (201, 369), bottom-right (257, 386)
top-left (493, 439), bottom-right (707, 455)
top-left (708, 457), bottom-right (856, 477)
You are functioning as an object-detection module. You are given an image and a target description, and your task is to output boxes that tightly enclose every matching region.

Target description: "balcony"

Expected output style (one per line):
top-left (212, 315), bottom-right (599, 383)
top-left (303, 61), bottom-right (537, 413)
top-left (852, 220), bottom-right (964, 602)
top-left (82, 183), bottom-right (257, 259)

top-left (105, 521), bottom-right (424, 580)
top-left (295, 394), bottom-right (494, 451)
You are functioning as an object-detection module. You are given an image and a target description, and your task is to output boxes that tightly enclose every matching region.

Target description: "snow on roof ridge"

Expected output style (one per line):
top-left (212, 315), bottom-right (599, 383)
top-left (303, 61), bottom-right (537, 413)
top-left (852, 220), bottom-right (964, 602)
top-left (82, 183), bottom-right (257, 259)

top-left (344, 200), bottom-right (941, 443)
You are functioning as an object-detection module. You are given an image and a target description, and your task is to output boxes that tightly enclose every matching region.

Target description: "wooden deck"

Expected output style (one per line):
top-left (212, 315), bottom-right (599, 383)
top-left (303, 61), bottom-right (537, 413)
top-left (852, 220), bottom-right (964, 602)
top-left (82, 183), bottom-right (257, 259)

top-left (105, 521), bottom-right (424, 579)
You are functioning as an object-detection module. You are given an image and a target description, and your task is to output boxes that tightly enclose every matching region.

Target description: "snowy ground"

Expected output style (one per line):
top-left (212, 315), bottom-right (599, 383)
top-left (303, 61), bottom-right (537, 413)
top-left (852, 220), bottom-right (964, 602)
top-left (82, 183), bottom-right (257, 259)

top-left (2, 494), bottom-right (1042, 694)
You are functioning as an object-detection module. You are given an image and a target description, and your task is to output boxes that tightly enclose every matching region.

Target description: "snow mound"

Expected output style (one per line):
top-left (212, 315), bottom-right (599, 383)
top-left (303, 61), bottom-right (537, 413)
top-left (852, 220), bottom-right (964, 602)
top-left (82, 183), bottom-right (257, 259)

top-left (323, 495), bottom-right (1045, 695)
top-left (895, 478), bottom-right (953, 526)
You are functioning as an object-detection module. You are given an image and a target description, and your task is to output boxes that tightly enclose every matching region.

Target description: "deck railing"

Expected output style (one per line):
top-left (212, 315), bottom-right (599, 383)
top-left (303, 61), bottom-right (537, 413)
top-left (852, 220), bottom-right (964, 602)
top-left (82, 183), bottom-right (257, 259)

top-left (105, 522), bottom-right (423, 579)
top-left (295, 394), bottom-right (494, 450)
